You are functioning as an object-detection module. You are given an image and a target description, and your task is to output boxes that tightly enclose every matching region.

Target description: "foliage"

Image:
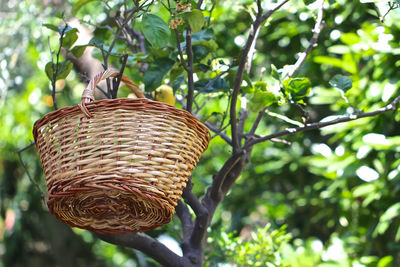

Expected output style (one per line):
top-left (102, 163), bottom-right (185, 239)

top-left (208, 224), bottom-right (291, 267)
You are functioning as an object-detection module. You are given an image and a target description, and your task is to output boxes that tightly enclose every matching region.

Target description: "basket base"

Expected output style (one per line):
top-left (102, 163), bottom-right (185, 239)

top-left (48, 188), bottom-right (174, 233)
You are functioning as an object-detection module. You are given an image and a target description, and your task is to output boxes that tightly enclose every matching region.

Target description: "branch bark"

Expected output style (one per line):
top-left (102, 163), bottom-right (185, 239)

top-left (245, 94), bottom-right (400, 148)
top-left (230, 0), bottom-right (290, 152)
top-left (96, 233), bottom-right (188, 267)
top-left (287, 0), bottom-right (325, 78)
top-left (186, 26), bottom-right (195, 114)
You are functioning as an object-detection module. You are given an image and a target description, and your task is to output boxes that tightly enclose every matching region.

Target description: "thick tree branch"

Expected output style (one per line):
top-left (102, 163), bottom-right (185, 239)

top-left (176, 200), bottom-right (193, 237)
top-left (210, 152), bottom-right (245, 202)
top-left (230, 0), bottom-right (289, 152)
top-left (96, 233), bottom-right (188, 267)
top-left (182, 180), bottom-right (207, 217)
top-left (287, 0), bottom-right (325, 78)
top-left (245, 94), bottom-right (400, 148)
top-left (190, 155), bottom-right (248, 251)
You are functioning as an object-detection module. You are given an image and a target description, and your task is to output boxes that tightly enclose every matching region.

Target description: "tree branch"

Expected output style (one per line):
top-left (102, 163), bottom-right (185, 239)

top-left (287, 0), bottom-right (325, 78)
top-left (190, 154), bottom-right (248, 251)
top-left (96, 233), bottom-right (187, 267)
top-left (186, 26), bottom-right (195, 114)
top-left (230, 0), bottom-right (289, 153)
top-left (210, 152), bottom-right (245, 202)
top-left (182, 180), bottom-right (207, 217)
top-left (204, 121), bottom-right (232, 145)
top-left (175, 200), bottom-right (193, 237)
top-left (245, 94), bottom-right (400, 148)
top-left (174, 29), bottom-right (189, 71)
top-left (111, 53), bottom-right (128, 99)
top-left (260, 0), bottom-right (291, 22)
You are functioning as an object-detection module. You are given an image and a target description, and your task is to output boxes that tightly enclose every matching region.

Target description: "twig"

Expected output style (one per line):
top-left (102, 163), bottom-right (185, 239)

top-left (186, 26), bottom-right (195, 114)
top-left (49, 25), bottom-right (68, 110)
top-left (16, 141), bottom-right (35, 153)
top-left (287, 0), bottom-right (325, 78)
top-left (111, 53), bottom-right (129, 98)
top-left (17, 142), bottom-right (43, 194)
top-left (194, 70), bottom-right (229, 98)
top-left (103, 8), bottom-right (138, 94)
top-left (204, 121), bottom-right (232, 145)
top-left (265, 109), bottom-right (304, 127)
top-left (245, 94), bottom-right (400, 148)
top-left (174, 29), bottom-right (189, 71)
top-left (247, 107), bottom-right (267, 138)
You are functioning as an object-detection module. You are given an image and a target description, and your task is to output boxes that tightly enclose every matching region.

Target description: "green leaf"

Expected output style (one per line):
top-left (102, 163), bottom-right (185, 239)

top-left (380, 202), bottom-right (400, 222)
top-left (45, 61), bottom-right (73, 81)
top-left (247, 82), bottom-right (278, 111)
top-left (283, 77), bottom-right (312, 100)
top-left (377, 256), bottom-right (393, 267)
top-left (191, 28), bottom-right (214, 43)
top-left (195, 78), bottom-right (229, 93)
top-left (193, 45), bottom-right (209, 62)
top-left (340, 32), bottom-right (361, 46)
top-left (271, 64), bottom-right (281, 81)
top-left (72, 0), bottom-right (98, 15)
top-left (353, 183), bottom-right (375, 197)
top-left (185, 10), bottom-right (204, 32)
top-left (171, 74), bottom-right (185, 91)
top-left (314, 56), bottom-right (356, 74)
top-left (71, 45), bottom-right (90, 58)
top-left (142, 14), bottom-right (171, 49)
top-left (303, 0), bottom-right (317, 5)
top-left (43, 23), bottom-right (59, 32)
top-left (62, 28), bottom-right (79, 49)
top-left (329, 75), bottom-right (352, 93)
top-left (143, 58), bottom-right (174, 91)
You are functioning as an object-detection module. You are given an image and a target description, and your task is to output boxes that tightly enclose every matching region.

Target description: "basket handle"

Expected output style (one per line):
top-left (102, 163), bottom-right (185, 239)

top-left (78, 69), bottom-right (145, 117)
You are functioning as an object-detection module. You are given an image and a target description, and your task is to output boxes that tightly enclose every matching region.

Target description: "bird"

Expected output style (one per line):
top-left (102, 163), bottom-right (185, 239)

top-left (153, 85), bottom-right (175, 106)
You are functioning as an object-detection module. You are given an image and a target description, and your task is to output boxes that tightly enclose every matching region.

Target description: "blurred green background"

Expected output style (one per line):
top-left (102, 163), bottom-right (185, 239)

top-left (1, 0), bottom-right (400, 266)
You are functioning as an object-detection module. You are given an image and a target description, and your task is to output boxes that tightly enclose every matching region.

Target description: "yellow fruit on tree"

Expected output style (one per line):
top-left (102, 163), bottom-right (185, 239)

top-left (153, 85), bottom-right (175, 106)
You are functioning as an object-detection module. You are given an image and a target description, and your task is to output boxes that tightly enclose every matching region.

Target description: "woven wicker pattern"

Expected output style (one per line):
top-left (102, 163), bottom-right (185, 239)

top-left (33, 70), bottom-right (210, 233)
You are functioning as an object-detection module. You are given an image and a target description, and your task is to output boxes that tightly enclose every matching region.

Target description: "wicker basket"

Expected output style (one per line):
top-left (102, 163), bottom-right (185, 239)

top-left (33, 70), bottom-right (210, 233)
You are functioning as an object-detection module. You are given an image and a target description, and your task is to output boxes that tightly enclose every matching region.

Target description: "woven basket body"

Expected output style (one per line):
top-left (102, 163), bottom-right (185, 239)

top-left (33, 71), bottom-right (210, 233)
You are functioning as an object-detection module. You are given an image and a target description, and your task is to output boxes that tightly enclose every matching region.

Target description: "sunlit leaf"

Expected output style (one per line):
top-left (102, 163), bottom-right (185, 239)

top-left (340, 32), bottom-right (361, 45)
top-left (377, 256), bottom-right (393, 267)
top-left (185, 10), bottom-right (205, 32)
top-left (43, 23), bottom-right (59, 32)
top-left (283, 77), bottom-right (312, 100)
top-left (271, 64), bottom-right (281, 81)
top-left (245, 81), bottom-right (279, 111)
top-left (72, 0), bottom-right (98, 15)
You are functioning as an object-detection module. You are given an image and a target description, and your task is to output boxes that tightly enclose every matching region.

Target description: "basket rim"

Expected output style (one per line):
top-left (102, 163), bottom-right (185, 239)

top-left (33, 97), bottom-right (211, 141)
